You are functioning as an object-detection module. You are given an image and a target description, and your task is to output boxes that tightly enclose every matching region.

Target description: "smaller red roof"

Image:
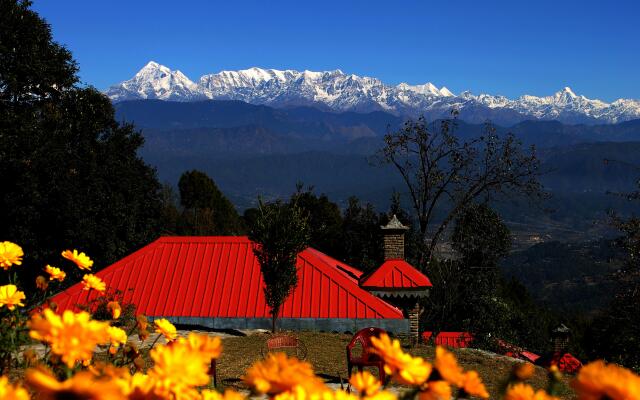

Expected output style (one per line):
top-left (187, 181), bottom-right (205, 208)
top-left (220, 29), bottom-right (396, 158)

top-left (360, 259), bottom-right (432, 289)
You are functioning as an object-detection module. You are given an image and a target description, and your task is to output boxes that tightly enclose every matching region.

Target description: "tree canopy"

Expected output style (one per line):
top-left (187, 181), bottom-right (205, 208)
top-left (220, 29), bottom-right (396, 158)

top-left (0, 0), bottom-right (163, 287)
top-left (177, 170), bottom-right (244, 235)
top-left (379, 117), bottom-right (544, 265)
top-left (249, 199), bottom-right (310, 332)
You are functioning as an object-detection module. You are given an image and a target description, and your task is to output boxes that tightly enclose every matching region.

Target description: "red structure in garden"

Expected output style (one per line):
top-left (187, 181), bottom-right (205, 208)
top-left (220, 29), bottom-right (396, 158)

top-left (51, 230), bottom-right (432, 334)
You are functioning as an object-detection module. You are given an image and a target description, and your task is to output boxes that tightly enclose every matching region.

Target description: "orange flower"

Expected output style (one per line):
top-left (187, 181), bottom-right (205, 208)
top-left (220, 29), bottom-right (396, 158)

top-left (572, 360), bottom-right (640, 400)
top-left (154, 318), bottom-right (177, 342)
top-left (28, 309), bottom-right (110, 367)
top-left (45, 264), bottom-right (66, 281)
top-left (349, 371), bottom-right (381, 396)
top-left (136, 315), bottom-right (148, 331)
top-left (185, 332), bottom-right (223, 362)
top-left (371, 333), bottom-right (432, 385)
top-left (505, 383), bottom-right (558, 400)
top-left (36, 275), bottom-right (49, 291)
top-left (26, 369), bottom-right (124, 400)
top-left (0, 375), bottom-right (29, 400)
top-left (61, 249), bottom-right (93, 270)
top-left (434, 346), bottom-right (464, 386)
top-left (363, 390), bottom-right (397, 400)
top-left (461, 370), bottom-right (489, 398)
top-left (82, 274), bottom-right (106, 292)
top-left (138, 329), bottom-right (150, 342)
top-left (244, 352), bottom-right (326, 395)
top-left (514, 363), bottom-right (535, 380)
top-left (274, 385), bottom-right (357, 400)
top-left (121, 372), bottom-right (157, 399)
top-left (418, 381), bottom-right (451, 400)
top-left (107, 301), bottom-right (121, 319)
top-left (0, 284), bottom-right (26, 310)
top-left (0, 241), bottom-right (23, 270)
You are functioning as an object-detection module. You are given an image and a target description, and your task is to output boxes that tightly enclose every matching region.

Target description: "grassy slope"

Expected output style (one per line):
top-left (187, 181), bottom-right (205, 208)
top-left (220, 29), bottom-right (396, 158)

top-left (215, 332), bottom-right (576, 399)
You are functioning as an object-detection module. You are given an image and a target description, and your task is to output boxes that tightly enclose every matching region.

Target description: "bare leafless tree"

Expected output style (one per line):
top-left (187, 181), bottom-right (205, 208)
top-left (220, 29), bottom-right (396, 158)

top-left (379, 116), bottom-right (545, 266)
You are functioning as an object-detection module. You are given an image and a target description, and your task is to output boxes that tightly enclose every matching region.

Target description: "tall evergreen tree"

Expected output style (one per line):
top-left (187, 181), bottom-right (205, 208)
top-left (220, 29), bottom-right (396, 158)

top-left (289, 186), bottom-right (343, 260)
top-left (342, 197), bottom-right (382, 272)
top-left (177, 170), bottom-right (244, 235)
top-left (0, 0), bottom-right (162, 287)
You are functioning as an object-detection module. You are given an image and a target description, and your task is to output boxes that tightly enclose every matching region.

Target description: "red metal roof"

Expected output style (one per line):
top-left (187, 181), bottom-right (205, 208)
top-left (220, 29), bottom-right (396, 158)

top-left (360, 259), bottom-right (432, 289)
top-left (51, 236), bottom-right (403, 320)
top-left (305, 248), bottom-right (364, 282)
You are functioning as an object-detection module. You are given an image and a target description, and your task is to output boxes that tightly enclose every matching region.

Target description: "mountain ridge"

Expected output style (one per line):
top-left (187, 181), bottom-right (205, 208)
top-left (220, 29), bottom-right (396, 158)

top-left (106, 61), bottom-right (640, 125)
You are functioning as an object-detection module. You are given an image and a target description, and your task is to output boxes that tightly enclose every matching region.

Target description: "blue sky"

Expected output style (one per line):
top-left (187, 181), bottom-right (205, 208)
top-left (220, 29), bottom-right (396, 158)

top-left (33, 0), bottom-right (639, 101)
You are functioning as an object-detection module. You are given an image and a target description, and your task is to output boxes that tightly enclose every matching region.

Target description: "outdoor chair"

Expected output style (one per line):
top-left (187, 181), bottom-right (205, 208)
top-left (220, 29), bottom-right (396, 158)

top-left (261, 334), bottom-right (308, 360)
top-left (346, 327), bottom-right (387, 382)
top-left (210, 359), bottom-right (217, 387)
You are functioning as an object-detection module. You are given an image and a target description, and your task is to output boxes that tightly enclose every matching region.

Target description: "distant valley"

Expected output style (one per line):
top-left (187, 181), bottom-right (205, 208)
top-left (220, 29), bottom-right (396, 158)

top-left (115, 99), bottom-right (640, 246)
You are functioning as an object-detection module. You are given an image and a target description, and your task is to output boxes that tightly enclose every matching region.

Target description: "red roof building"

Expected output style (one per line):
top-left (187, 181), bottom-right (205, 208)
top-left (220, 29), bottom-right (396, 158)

top-left (51, 236), bottom-right (413, 332)
top-left (361, 259), bottom-right (432, 297)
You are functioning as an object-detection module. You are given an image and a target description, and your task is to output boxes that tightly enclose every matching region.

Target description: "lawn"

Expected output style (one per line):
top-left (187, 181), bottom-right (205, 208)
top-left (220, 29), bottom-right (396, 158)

top-left (212, 331), bottom-right (576, 399)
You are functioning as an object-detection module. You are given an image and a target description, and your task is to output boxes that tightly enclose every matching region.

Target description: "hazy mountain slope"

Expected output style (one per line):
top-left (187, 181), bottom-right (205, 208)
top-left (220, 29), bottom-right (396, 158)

top-left (115, 100), bottom-right (640, 157)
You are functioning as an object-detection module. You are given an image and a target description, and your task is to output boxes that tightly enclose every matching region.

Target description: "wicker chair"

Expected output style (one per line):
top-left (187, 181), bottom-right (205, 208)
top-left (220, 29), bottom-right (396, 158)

top-left (262, 334), bottom-right (308, 360)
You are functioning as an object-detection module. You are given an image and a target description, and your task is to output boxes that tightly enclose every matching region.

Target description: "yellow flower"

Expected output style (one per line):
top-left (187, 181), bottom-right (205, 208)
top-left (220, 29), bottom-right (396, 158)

top-left (202, 389), bottom-right (247, 400)
top-left (107, 326), bottom-right (127, 348)
top-left (244, 352), bottom-right (326, 395)
top-left (28, 309), bottom-right (110, 368)
top-left (0, 376), bottom-right (29, 400)
top-left (154, 318), bottom-right (177, 341)
top-left (505, 383), bottom-right (558, 400)
top-left (418, 381), bottom-right (451, 400)
top-left (82, 274), bottom-right (106, 292)
top-left (371, 333), bottom-right (432, 385)
top-left (148, 336), bottom-right (213, 398)
top-left (107, 301), bottom-right (122, 319)
top-left (44, 264), bottom-right (66, 281)
top-left (461, 370), bottom-right (489, 399)
top-left (26, 369), bottom-right (124, 400)
top-left (36, 275), bottom-right (49, 291)
top-left (572, 360), bottom-right (640, 400)
top-left (0, 241), bottom-right (23, 270)
top-left (0, 284), bottom-right (26, 310)
top-left (61, 249), bottom-right (93, 270)
top-left (434, 346), bottom-right (464, 387)
top-left (349, 371), bottom-right (381, 396)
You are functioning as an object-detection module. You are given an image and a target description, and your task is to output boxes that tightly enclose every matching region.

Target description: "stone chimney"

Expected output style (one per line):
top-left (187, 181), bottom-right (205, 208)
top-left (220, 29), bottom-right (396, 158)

top-left (553, 324), bottom-right (570, 353)
top-left (381, 215), bottom-right (409, 260)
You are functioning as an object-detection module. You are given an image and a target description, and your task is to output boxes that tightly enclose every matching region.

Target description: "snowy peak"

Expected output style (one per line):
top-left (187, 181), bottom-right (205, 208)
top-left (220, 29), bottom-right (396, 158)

top-left (396, 82), bottom-right (453, 97)
top-left (552, 86), bottom-right (579, 104)
top-left (106, 62), bottom-right (640, 124)
top-left (107, 61), bottom-right (203, 102)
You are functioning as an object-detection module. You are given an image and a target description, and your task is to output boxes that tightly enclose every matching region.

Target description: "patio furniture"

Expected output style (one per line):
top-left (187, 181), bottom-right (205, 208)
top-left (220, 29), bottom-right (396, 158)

top-left (262, 334), bottom-right (308, 360)
top-left (210, 359), bottom-right (217, 387)
top-left (346, 327), bottom-right (387, 382)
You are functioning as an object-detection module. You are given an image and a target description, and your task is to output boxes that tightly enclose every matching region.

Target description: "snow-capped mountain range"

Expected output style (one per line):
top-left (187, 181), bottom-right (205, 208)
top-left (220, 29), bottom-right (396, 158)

top-left (106, 61), bottom-right (640, 125)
